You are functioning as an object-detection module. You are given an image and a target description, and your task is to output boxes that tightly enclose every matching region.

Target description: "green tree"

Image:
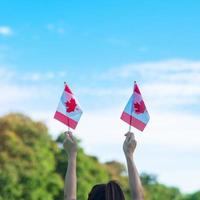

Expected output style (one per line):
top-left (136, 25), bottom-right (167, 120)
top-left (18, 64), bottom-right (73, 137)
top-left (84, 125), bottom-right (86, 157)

top-left (181, 191), bottom-right (200, 200)
top-left (141, 173), bottom-right (182, 200)
top-left (0, 113), bottom-right (63, 200)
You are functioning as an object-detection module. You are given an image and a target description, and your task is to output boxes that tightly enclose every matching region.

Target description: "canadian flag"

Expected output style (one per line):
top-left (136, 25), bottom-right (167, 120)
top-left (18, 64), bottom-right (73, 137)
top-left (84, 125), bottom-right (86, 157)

top-left (121, 82), bottom-right (150, 131)
top-left (54, 84), bottom-right (83, 129)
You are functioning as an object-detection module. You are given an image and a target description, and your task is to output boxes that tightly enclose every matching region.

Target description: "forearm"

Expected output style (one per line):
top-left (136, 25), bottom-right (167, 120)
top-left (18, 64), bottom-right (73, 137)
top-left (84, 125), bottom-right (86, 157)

top-left (64, 153), bottom-right (77, 200)
top-left (126, 155), bottom-right (144, 200)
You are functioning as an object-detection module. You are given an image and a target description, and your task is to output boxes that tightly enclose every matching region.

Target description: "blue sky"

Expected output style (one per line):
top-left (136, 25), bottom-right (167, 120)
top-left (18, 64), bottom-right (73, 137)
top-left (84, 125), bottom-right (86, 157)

top-left (1, 0), bottom-right (200, 71)
top-left (0, 0), bottom-right (200, 193)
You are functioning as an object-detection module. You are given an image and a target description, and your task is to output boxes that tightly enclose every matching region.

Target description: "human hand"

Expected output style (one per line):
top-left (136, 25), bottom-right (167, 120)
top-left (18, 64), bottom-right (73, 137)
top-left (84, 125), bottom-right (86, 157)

top-left (63, 131), bottom-right (77, 157)
top-left (123, 132), bottom-right (137, 158)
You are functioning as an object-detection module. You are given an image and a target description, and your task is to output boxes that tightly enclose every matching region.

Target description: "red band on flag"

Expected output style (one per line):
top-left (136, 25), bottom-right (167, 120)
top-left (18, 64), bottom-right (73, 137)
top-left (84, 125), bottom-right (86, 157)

top-left (54, 111), bottom-right (78, 129)
top-left (121, 111), bottom-right (146, 131)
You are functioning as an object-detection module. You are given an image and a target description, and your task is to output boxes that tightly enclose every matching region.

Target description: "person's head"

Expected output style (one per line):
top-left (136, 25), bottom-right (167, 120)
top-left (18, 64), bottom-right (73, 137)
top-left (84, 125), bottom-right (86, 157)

top-left (88, 180), bottom-right (125, 200)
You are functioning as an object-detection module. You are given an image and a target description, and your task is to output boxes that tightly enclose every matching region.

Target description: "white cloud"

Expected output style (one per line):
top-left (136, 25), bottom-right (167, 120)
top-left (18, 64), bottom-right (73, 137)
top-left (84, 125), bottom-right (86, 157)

top-left (46, 24), bottom-right (55, 31)
top-left (0, 26), bottom-right (13, 36)
top-left (46, 23), bottom-right (65, 34)
top-left (142, 83), bottom-right (200, 110)
top-left (0, 85), bottom-right (34, 104)
top-left (0, 66), bottom-right (15, 80)
top-left (77, 87), bottom-right (130, 96)
top-left (21, 71), bottom-right (58, 81)
top-left (0, 67), bottom-right (11, 77)
top-left (0, 84), bottom-right (60, 114)
top-left (57, 28), bottom-right (65, 34)
top-left (100, 59), bottom-right (200, 81)
top-left (0, 66), bottom-right (67, 82)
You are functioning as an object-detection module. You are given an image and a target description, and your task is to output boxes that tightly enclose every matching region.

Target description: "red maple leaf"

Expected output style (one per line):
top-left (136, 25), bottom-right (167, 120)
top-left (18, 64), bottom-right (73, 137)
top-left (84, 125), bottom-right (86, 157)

top-left (65, 98), bottom-right (77, 112)
top-left (134, 100), bottom-right (146, 114)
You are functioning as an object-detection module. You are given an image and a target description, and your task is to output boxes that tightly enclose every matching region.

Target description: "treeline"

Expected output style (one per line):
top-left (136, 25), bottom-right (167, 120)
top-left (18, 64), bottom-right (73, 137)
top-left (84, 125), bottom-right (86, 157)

top-left (0, 113), bottom-right (199, 200)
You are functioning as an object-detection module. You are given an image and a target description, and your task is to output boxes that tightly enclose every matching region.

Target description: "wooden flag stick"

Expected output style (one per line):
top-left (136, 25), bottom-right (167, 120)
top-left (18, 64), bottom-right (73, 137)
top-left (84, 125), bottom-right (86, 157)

top-left (67, 117), bottom-right (70, 132)
top-left (68, 124), bottom-right (70, 132)
top-left (64, 81), bottom-right (71, 132)
top-left (129, 124), bottom-right (131, 132)
top-left (129, 111), bottom-right (132, 132)
top-left (128, 81), bottom-right (136, 132)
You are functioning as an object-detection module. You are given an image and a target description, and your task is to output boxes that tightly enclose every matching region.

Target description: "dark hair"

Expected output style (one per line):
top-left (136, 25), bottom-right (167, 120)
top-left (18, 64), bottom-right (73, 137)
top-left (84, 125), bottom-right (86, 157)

top-left (88, 180), bottom-right (125, 200)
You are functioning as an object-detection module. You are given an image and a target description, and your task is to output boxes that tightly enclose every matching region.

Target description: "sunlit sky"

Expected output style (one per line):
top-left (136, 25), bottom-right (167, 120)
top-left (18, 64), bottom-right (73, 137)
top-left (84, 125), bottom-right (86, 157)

top-left (0, 0), bottom-right (200, 193)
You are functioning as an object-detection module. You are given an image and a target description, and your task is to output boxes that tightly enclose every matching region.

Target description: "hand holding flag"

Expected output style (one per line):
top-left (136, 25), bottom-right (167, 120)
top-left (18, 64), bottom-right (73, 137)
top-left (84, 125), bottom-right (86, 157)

top-left (121, 81), bottom-right (150, 131)
top-left (63, 131), bottom-right (77, 155)
top-left (54, 83), bottom-right (83, 129)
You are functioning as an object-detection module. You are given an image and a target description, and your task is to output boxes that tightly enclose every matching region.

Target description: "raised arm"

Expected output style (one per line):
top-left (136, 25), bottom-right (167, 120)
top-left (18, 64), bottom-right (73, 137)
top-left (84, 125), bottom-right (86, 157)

top-left (63, 131), bottom-right (77, 200)
top-left (123, 132), bottom-right (144, 200)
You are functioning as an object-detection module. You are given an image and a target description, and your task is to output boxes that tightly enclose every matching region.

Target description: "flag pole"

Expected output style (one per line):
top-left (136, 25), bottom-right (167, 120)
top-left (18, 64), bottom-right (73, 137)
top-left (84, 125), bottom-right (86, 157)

top-left (68, 124), bottom-right (70, 132)
top-left (64, 81), bottom-right (71, 132)
top-left (128, 124), bottom-right (131, 132)
top-left (128, 81), bottom-right (136, 132)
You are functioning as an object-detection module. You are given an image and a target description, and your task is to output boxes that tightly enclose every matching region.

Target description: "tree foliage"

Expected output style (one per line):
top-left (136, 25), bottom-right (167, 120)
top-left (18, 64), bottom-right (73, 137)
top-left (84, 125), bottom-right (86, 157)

top-left (0, 113), bottom-right (63, 200)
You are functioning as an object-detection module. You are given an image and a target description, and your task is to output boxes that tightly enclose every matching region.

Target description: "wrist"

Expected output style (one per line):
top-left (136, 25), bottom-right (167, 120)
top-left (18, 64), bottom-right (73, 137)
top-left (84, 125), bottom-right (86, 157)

top-left (68, 151), bottom-right (77, 159)
top-left (125, 154), bottom-right (133, 161)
